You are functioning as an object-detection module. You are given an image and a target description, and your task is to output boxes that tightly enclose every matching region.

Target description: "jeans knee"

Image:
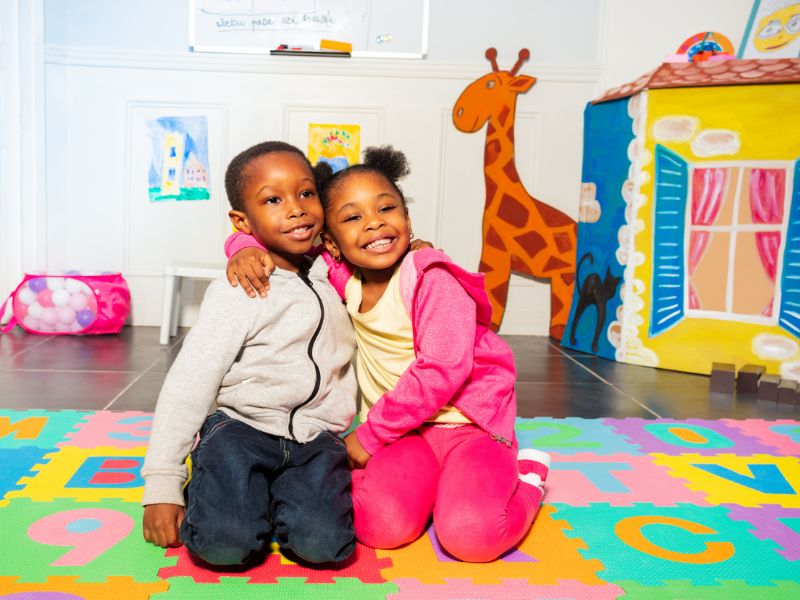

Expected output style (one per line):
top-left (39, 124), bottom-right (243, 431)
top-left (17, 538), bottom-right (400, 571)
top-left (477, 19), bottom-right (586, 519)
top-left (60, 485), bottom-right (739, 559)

top-left (282, 522), bottom-right (354, 564)
top-left (181, 520), bottom-right (264, 566)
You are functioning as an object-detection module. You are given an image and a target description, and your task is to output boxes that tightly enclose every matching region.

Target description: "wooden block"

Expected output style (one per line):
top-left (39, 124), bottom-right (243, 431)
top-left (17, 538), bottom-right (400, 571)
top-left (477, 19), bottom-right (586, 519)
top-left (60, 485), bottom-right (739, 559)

top-left (710, 362), bottom-right (736, 393)
top-left (758, 374), bottom-right (780, 402)
top-left (777, 379), bottom-right (798, 404)
top-left (737, 364), bottom-right (766, 393)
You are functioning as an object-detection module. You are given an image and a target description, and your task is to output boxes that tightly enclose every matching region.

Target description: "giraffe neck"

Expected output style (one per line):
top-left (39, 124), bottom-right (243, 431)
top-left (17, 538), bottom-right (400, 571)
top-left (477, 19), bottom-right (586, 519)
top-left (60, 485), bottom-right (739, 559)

top-left (483, 96), bottom-right (527, 212)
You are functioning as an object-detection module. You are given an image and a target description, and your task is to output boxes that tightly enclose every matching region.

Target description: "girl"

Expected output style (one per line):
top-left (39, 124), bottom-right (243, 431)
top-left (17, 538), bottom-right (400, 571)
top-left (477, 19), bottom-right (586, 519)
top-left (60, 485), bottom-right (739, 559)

top-left (225, 146), bottom-right (550, 562)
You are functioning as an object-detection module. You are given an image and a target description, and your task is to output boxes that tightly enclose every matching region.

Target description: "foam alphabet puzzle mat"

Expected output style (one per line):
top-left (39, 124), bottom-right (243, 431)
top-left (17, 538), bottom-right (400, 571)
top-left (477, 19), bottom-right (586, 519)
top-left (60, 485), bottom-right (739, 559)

top-left (1, 410), bottom-right (799, 598)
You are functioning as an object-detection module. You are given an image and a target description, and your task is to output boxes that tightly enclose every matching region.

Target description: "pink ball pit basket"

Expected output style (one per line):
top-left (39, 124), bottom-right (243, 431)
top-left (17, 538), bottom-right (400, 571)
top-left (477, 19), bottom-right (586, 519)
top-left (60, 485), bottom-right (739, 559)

top-left (1, 273), bottom-right (130, 335)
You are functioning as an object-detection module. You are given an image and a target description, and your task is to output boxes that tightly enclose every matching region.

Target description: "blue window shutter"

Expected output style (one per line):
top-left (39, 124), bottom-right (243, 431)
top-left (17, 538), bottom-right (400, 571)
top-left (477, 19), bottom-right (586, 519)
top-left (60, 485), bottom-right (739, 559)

top-left (649, 145), bottom-right (688, 336)
top-left (779, 159), bottom-right (800, 337)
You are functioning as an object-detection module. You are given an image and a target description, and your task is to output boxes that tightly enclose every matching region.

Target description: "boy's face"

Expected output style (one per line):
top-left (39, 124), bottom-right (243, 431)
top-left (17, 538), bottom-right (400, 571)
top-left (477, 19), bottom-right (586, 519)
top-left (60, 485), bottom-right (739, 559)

top-left (229, 152), bottom-right (324, 272)
top-left (323, 171), bottom-right (411, 273)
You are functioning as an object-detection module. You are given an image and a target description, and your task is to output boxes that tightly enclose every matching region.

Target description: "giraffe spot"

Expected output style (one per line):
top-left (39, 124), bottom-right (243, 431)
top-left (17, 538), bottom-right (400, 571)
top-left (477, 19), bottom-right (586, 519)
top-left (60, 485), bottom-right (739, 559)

top-left (485, 177), bottom-right (498, 209)
top-left (503, 159), bottom-right (520, 184)
top-left (485, 225), bottom-right (507, 251)
top-left (561, 272), bottom-right (575, 286)
top-left (543, 255), bottom-right (571, 273)
top-left (554, 232), bottom-right (573, 253)
top-left (498, 194), bottom-right (529, 228)
top-left (487, 122), bottom-right (496, 137)
top-left (514, 231), bottom-right (548, 258)
top-left (507, 127), bottom-right (515, 144)
top-left (479, 260), bottom-right (493, 273)
top-left (485, 139), bottom-right (501, 166)
top-left (536, 201), bottom-right (576, 227)
top-left (491, 280), bottom-right (509, 304)
top-left (510, 254), bottom-right (533, 276)
top-left (498, 105), bottom-right (510, 127)
top-left (551, 295), bottom-right (564, 318)
top-left (550, 323), bottom-right (566, 341)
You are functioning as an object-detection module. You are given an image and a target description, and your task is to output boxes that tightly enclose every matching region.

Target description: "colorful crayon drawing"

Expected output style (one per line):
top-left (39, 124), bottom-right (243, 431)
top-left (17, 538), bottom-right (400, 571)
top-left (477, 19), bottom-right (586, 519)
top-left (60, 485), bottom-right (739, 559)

top-left (739, 1), bottom-right (800, 59)
top-left (147, 116), bottom-right (210, 202)
top-left (563, 58), bottom-right (800, 377)
top-left (307, 124), bottom-right (360, 173)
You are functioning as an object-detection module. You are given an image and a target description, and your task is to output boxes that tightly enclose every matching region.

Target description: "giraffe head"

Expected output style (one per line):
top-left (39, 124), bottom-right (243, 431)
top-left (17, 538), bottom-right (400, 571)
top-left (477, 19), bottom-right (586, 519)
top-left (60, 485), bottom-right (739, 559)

top-left (452, 48), bottom-right (536, 133)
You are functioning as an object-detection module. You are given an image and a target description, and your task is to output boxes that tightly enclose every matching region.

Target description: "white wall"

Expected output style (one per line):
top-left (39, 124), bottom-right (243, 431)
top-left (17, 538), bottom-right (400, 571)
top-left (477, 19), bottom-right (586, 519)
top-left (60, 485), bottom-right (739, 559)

top-left (4, 0), bottom-right (755, 334)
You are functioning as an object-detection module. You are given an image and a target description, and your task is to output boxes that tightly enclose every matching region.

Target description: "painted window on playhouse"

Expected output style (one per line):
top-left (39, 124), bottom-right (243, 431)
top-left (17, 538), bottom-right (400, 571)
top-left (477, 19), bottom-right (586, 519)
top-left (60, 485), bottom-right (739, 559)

top-left (652, 145), bottom-right (800, 335)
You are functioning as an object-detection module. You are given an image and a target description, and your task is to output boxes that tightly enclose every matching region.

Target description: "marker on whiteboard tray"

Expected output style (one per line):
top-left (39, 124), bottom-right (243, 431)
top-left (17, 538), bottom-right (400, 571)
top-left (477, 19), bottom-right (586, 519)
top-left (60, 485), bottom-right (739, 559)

top-left (320, 39), bottom-right (353, 53)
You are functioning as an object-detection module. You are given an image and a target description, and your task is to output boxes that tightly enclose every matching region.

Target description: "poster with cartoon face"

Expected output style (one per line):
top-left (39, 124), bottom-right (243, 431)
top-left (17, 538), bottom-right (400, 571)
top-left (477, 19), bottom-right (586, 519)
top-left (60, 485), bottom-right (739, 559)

top-left (739, 1), bottom-right (800, 58)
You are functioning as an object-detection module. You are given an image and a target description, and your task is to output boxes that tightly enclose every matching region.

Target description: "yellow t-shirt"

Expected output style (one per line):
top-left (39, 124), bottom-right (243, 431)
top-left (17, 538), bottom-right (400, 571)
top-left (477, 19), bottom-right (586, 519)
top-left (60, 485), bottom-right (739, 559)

top-left (346, 267), bottom-right (469, 424)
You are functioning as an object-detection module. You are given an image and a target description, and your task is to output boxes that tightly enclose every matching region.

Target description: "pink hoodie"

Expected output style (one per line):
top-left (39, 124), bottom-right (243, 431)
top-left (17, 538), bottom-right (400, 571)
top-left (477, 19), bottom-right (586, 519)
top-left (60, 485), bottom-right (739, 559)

top-left (225, 233), bottom-right (518, 454)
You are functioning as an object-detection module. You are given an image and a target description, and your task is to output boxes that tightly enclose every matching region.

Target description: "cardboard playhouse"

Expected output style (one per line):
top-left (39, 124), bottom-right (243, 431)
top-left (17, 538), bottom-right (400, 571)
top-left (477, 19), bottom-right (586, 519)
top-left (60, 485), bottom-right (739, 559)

top-left (562, 58), bottom-right (800, 379)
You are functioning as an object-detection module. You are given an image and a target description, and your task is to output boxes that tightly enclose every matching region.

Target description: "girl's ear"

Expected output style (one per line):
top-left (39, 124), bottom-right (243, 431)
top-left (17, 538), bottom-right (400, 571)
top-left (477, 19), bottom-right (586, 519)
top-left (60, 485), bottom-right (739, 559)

top-left (322, 231), bottom-right (342, 261)
top-left (229, 210), bottom-right (252, 234)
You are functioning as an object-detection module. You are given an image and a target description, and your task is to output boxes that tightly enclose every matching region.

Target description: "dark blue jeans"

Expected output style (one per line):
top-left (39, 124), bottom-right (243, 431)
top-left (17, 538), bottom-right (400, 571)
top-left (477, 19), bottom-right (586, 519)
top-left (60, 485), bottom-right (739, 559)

top-left (179, 411), bottom-right (354, 566)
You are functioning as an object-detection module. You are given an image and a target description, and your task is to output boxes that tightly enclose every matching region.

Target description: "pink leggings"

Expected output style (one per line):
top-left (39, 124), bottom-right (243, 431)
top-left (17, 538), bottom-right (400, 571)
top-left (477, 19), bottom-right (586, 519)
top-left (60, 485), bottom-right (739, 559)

top-left (351, 424), bottom-right (541, 562)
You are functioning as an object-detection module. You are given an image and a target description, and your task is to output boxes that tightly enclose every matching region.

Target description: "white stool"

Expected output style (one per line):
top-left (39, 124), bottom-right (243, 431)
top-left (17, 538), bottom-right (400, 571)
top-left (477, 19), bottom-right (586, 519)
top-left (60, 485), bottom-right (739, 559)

top-left (160, 263), bottom-right (225, 345)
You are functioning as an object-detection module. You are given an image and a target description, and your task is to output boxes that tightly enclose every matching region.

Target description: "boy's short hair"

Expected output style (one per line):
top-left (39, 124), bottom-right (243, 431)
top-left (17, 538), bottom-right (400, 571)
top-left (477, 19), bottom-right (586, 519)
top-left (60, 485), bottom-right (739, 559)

top-left (225, 141), bottom-right (314, 212)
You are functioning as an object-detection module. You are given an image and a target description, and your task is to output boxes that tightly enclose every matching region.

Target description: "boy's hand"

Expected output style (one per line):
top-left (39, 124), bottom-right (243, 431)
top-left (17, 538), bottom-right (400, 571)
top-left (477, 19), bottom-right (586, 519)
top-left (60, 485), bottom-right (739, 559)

top-left (410, 238), bottom-right (434, 251)
top-left (143, 503), bottom-right (185, 548)
top-left (227, 248), bottom-right (274, 298)
top-left (344, 431), bottom-right (371, 469)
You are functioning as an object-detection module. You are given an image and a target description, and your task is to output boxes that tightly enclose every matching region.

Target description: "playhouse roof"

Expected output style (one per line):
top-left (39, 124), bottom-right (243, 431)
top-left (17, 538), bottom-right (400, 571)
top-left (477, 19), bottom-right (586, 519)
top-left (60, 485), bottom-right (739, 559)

top-left (593, 58), bottom-right (800, 104)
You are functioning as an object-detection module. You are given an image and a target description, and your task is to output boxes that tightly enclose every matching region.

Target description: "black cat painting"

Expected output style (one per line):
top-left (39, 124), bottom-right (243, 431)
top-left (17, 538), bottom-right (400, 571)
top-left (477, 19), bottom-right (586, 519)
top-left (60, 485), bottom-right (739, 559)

top-left (569, 252), bottom-right (622, 352)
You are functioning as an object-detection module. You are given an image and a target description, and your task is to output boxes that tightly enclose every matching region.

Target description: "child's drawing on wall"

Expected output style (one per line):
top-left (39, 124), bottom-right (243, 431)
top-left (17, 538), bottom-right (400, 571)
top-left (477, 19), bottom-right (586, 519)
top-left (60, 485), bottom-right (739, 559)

top-left (740, 0), bottom-right (800, 58)
top-left (307, 124), bottom-right (360, 173)
top-left (147, 116), bottom-right (210, 202)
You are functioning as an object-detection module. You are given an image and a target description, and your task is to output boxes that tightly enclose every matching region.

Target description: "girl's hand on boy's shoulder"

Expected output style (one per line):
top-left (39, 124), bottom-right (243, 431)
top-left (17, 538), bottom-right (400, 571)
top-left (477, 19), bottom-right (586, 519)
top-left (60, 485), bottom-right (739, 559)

top-left (344, 431), bottom-right (371, 469)
top-left (143, 503), bottom-right (185, 548)
top-left (227, 248), bottom-right (275, 298)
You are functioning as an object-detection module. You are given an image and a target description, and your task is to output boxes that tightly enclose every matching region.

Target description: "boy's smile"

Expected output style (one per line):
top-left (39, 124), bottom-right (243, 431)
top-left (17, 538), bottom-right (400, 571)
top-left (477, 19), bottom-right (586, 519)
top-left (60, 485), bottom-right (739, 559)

top-left (229, 152), bottom-right (324, 272)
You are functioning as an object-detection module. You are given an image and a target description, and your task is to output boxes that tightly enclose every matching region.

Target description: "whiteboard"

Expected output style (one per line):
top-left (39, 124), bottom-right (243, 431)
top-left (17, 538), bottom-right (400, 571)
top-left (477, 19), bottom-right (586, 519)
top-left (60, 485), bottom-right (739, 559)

top-left (189, 0), bottom-right (429, 58)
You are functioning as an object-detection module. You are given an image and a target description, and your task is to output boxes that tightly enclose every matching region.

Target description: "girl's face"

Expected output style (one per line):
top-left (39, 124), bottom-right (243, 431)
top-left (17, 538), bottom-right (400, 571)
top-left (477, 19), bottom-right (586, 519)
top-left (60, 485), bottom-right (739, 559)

top-left (323, 171), bottom-right (411, 275)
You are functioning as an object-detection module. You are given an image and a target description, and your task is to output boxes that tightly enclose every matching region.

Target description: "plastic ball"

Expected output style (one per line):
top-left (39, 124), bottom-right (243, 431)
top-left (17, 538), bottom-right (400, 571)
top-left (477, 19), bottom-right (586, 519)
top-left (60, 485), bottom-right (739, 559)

top-left (22, 316), bottom-right (41, 330)
top-left (28, 278), bottom-right (47, 293)
top-left (55, 322), bottom-right (72, 332)
top-left (18, 287), bottom-right (36, 305)
top-left (40, 307), bottom-right (58, 325)
top-left (65, 277), bottom-right (85, 294)
top-left (47, 277), bottom-right (66, 291)
top-left (28, 302), bottom-right (43, 318)
top-left (52, 289), bottom-right (70, 307)
top-left (37, 289), bottom-right (54, 308)
top-left (57, 307), bottom-right (76, 324)
top-left (76, 308), bottom-right (96, 328)
top-left (70, 321), bottom-right (84, 332)
top-left (15, 302), bottom-right (28, 320)
top-left (69, 293), bottom-right (88, 311)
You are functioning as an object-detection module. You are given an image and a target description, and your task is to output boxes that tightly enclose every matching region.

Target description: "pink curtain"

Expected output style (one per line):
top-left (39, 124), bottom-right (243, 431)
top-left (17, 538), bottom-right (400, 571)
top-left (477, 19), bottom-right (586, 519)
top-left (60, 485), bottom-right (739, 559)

top-left (687, 231), bottom-right (710, 309)
top-left (750, 169), bottom-right (785, 224)
top-left (750, 169), bottom-right (785, 316)
top-left (692, 168), bottom-right (728, 225)
top-left (688, 168), bottom-right (728, 309)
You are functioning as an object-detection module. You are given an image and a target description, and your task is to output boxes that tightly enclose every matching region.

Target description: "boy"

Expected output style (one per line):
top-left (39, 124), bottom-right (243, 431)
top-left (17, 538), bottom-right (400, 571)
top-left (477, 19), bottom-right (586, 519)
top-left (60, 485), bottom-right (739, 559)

top-left (141, 141), bottom-right (356, 566)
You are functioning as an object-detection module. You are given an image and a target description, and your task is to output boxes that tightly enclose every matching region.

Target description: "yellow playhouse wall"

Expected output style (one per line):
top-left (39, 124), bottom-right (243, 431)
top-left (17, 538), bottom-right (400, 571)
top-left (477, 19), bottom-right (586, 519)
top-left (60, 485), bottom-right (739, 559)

top-left (636, 83), bottom-right (800, 376)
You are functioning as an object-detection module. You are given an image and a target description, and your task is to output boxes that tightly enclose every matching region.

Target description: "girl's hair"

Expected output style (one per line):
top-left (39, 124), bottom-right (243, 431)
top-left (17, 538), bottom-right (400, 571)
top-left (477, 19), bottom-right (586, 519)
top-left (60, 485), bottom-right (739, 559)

top-left (312, 145), bottom-right (410, 211)
top-left (225, 141), bottom-right (313, 211)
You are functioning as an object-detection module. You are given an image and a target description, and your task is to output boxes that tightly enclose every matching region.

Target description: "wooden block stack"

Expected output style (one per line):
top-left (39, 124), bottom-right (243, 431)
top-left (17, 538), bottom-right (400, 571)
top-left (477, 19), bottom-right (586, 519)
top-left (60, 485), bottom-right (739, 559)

top-left (758, 374), bottom-right (781, 402)
top-left (708, 362), bottom-right (798, 405)
top-left (710, 363), bottom-right (736, 393)
top-left (736, 364), bottom-right (765, 393)
top-left (778, 379), bottom-right (799, 405)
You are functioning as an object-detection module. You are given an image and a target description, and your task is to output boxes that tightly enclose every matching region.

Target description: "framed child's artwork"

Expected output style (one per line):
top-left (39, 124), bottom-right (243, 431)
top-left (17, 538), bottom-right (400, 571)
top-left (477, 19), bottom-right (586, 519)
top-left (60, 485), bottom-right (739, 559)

top-left (146, 116), bottom-right (211, 202)
top-left (307, 124), bottom-right (361, 173)
top-left (738, 0), bottom-right (800, 58)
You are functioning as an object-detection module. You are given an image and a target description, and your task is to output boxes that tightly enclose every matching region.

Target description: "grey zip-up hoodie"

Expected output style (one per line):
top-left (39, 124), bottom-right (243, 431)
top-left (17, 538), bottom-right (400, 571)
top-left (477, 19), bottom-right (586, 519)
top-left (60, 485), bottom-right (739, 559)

top-left (141, 256), bottom-right (356, 506)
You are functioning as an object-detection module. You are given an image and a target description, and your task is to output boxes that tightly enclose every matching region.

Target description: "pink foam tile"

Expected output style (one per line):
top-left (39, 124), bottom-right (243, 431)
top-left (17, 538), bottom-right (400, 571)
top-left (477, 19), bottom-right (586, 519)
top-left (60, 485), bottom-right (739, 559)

top-left (722, 419), bottom-right (800, 456)
top-left (543, 452), bottom-right (710, 507)
top-left (60, 411), bottom-right (152, 448)
top-left (388, 578), bottom-right (625, 599)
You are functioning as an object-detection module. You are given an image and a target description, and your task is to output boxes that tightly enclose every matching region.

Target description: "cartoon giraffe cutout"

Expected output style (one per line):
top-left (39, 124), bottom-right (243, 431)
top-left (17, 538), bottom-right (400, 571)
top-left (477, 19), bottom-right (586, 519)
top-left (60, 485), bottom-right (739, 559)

top-left (453, 48), bottom-right (577, 340)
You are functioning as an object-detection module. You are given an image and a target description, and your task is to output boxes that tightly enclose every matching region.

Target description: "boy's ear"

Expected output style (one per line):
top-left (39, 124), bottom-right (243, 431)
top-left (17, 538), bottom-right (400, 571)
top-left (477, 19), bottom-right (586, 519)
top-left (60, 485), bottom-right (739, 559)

top-left (229, 210), bottom-right (252, 234)
top-left (321, 231), bottom-right (342, 261)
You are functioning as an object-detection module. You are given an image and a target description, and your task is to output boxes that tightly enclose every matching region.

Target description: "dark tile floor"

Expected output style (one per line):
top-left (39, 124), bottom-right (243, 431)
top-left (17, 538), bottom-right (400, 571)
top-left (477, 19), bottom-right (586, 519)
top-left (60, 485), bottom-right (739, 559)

top-left (1, 326), bottom-right (797, 420)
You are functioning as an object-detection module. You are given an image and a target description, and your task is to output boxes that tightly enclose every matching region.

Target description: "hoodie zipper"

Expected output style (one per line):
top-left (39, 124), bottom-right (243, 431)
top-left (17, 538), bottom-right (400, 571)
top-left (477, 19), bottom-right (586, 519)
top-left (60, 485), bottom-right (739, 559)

top-left (288, 270), bottom-right (324, 441)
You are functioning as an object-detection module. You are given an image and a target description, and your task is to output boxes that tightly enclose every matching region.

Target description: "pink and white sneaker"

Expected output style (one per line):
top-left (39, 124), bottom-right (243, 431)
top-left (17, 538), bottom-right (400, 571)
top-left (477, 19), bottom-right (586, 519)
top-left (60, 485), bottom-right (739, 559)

top-left (518, 448), bottom-right (551, 489)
